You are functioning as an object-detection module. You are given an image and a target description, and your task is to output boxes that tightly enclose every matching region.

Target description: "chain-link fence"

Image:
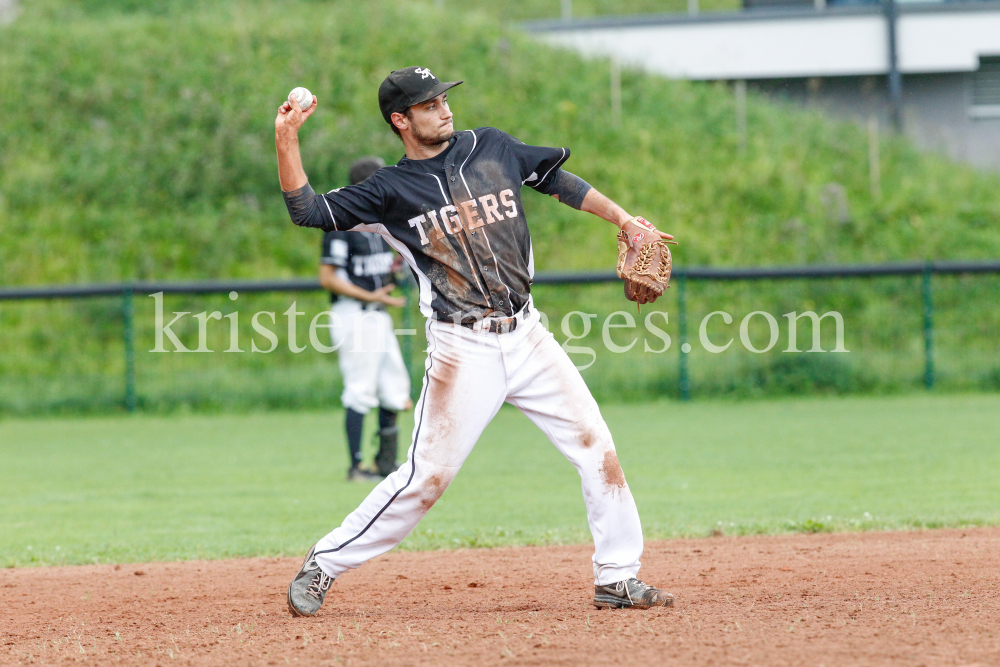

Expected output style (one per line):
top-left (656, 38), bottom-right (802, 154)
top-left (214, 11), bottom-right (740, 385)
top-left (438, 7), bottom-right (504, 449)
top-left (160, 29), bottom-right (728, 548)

top-left (1, 261), bottom-right (998, 415)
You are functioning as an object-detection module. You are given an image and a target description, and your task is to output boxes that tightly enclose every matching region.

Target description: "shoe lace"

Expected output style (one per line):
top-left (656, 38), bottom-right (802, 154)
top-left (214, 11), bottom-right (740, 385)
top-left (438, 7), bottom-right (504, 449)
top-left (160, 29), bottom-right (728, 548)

top-left (306, 571), bottom-right (332, 600)
top-left (614, 580), bottom-right (634, 604)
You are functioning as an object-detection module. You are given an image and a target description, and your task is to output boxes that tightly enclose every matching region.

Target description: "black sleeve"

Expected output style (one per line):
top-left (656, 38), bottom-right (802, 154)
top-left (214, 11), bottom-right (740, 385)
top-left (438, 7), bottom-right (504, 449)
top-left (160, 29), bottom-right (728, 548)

top-left (534, 169), bottom-right (592, 210)
top-left (283, 176), bottom-right (385, 232)
top-left (498, 130), bottom-right (571, 193)
top-left (283, 182), bottom-right (329, 230)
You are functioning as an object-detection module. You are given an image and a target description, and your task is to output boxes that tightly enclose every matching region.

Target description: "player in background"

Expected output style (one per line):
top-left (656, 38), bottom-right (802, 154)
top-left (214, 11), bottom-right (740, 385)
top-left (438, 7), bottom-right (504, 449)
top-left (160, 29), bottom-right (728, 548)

top-left (320, 157), bottom-right (413, 482)
top-left (276, 66), bottom-right (675, 615)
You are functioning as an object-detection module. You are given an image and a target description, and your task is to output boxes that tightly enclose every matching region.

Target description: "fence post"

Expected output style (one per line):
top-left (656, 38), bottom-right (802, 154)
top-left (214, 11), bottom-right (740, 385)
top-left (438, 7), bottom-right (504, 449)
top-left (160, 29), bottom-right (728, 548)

top-left (677, 272), bottom-right (691, 401)
top-left (122, 286), bottom-right (137, 412)
top-left (400, 282), bottom-right (419, 401)
top-left (922, 263), bottom-right (934, 389)
top-left (734, 79), bottom-right (747, 153)
top-left (401, 283), bottom-right (413, 372)
top-left (610, 53), bottom-right (622, 128)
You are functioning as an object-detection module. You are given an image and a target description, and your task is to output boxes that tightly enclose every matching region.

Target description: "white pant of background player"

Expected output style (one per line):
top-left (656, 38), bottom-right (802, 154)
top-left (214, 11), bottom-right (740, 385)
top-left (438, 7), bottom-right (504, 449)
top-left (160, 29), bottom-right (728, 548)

top-left (329, 299), bottom-right (411, 414)
top-left (314, 301), bottom-right (644, 586)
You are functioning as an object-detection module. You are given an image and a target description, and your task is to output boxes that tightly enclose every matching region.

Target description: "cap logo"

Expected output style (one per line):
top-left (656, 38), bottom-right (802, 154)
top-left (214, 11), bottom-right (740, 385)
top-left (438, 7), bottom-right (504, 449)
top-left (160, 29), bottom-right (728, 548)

top-left (414, 67), bottom-right (434, 79)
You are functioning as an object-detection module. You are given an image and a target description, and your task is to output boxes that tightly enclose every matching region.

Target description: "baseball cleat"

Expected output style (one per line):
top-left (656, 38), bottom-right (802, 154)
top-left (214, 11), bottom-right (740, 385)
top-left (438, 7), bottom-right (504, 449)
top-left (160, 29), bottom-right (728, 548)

top-left (593, 578), bottom-right (674, 609)
top-left (347, 466), bottom-right (382, 482)
top-left (287, 544), bottom-right (334, 617)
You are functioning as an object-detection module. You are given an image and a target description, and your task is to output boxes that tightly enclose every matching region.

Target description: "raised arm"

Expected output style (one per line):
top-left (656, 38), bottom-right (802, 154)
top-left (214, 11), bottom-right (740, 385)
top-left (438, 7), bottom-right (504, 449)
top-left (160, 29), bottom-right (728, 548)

top-left (274, 94), bottom-right (340, 230)
top-left (275, 94), bottom-right (317, 192)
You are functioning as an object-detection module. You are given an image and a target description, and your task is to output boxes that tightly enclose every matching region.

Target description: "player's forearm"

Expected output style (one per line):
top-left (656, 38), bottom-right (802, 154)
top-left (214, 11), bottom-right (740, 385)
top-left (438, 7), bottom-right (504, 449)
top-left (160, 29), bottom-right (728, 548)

top-left (543, 170), bottom-right (592, 210)
top-left (276, 131), bottom-right (309, 192)
top-left (277, 128), bottom-right (335, 229)
top-left (580, 187), bottom-right (632, 230)
top-left (339, 284), bottom-right (383, 303)
top-left (320, 268), bottom-right (383, 303)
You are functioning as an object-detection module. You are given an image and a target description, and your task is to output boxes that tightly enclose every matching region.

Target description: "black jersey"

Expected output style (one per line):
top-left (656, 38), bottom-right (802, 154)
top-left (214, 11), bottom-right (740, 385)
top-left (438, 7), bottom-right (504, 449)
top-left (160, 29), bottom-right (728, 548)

top-left (289, 128), bottom-right (570, 323)
top-left (320, 230), bottom-right (395, 304)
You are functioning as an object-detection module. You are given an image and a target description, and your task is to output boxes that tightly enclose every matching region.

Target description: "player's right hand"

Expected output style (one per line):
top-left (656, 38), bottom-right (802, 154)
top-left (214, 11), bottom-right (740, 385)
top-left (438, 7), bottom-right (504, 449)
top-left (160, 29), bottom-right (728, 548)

top-left (372, 284), bottom-right (406, 308)
top-left (275, 94), bottom-right (317, 137)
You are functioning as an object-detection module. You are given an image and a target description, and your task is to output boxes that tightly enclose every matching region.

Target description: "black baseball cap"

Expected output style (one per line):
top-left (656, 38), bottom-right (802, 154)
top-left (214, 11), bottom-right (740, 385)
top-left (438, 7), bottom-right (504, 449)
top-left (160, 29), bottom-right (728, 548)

top-left (378, 66), bottom-right (462, 124)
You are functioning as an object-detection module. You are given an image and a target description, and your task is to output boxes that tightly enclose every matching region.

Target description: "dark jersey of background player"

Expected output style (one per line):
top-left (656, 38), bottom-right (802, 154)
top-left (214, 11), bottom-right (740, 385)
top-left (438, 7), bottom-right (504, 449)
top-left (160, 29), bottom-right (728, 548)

top-left (284, 127), bottom-right (587, 326)
top-left (320, 231), bottom-right (395, 305)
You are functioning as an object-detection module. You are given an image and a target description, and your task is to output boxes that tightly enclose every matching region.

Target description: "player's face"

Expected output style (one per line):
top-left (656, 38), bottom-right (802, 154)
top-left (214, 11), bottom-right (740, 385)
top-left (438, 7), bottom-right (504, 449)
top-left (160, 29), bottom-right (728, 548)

top-left (408, 93), bottom-right (454, 146)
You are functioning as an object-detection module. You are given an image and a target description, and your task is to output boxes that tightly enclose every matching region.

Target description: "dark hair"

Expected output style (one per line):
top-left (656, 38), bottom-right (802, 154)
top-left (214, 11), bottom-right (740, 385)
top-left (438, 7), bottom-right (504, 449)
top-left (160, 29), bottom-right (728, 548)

top-left (349, 156), bottom-right (386, 185)
top-left (389, 107), bottom-right (413, 139)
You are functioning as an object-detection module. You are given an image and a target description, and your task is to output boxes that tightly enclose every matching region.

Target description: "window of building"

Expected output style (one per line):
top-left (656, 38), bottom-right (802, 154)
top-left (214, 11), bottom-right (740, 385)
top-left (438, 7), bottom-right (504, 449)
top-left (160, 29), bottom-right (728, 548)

top-left (971, 56), bottom-right (1000, 113)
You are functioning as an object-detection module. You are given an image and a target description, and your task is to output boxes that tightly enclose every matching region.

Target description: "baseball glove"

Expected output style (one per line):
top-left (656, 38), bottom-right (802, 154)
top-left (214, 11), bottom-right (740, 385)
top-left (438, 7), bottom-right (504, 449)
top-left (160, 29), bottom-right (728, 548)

top-left (616, 216), bottom-right (674, 305)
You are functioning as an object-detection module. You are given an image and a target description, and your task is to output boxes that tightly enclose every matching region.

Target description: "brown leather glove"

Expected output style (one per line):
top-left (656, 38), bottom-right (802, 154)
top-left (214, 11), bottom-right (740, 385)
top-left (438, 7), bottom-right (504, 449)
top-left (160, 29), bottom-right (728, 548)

top-left (616, 216), bottom-right (674, 305)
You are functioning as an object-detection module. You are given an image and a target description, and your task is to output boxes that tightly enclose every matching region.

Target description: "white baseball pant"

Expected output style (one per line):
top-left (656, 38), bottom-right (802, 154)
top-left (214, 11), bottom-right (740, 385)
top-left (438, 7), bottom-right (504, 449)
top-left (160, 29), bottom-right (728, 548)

top-left (329, 300), bottom-right (411, 414)
top-left (314, 302), bottom-right (644, 585)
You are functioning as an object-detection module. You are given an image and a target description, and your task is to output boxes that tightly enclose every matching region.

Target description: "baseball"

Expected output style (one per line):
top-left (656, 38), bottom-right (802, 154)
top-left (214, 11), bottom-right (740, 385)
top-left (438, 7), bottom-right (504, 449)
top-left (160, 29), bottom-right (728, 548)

top-left (288, 87), bottom-right (313, 111)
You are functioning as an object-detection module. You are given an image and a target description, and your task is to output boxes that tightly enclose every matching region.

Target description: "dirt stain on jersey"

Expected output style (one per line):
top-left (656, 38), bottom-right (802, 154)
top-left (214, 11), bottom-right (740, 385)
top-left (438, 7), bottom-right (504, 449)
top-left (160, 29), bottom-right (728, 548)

top-left (426, 261), bottom-right (487, 320)
top-left (600, 450), bottom-right (626, 494)
top-left (475, 158), bottom-right (510, 188)
top-left (417, 201), bottom-right (489, 317)
top-left (448, 152), bottom-right (531, 317)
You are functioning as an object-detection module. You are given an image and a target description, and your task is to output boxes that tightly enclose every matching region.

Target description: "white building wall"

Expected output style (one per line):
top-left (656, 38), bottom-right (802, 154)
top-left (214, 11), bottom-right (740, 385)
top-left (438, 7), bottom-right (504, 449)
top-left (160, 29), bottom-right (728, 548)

top-left (542, 16), bottom-right (887, 79)
top-left (538, 7), bottom-right (1000, 80)
top-left (898, 12), bottom-right (1000, 72)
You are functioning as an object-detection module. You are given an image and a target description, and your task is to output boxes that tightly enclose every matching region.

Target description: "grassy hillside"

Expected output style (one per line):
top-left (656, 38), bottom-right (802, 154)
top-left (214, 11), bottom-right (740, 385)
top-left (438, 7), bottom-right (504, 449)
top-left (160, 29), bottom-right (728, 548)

top-left (1, 0), bottom-right (999, 413)
top-left (15, 0), bottom-right (741, 23)
top-left (2, 0), bottom-right (1000, 287)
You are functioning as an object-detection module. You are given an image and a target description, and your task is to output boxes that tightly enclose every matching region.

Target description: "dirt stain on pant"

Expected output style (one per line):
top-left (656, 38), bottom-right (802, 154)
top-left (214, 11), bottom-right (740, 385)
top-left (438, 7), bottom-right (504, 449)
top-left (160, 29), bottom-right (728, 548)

top-left (422, 344), bottom-right (461, 455)
top-left (600, 450), bottom-right (626, 494)
top-left (419, 473), bottom-right (449, 513)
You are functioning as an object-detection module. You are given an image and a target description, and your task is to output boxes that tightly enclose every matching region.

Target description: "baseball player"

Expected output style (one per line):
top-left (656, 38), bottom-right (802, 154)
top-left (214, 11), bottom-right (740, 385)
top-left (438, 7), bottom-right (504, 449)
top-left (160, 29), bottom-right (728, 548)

top-left (275, 67), bottom-right (675, 614)
top-left (320, 157), bottom-right (412, 482)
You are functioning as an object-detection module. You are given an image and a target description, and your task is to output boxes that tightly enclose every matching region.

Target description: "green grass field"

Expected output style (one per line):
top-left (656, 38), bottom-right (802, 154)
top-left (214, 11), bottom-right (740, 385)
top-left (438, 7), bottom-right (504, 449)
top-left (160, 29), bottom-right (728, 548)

top-left (3, 393), bottom-right (999, 568)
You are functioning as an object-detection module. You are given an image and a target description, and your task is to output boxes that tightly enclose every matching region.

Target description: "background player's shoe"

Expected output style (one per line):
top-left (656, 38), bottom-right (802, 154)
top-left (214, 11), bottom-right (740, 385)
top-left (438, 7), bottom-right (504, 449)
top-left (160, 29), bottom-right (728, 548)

top-left (347, 465), bottom-right (382, 482)
top-left (593, 578), bottom-right (674, 609)
top-left (375, 425), bottom-right (400, 477)
top-left (287, 545), bottom-right (334, 617)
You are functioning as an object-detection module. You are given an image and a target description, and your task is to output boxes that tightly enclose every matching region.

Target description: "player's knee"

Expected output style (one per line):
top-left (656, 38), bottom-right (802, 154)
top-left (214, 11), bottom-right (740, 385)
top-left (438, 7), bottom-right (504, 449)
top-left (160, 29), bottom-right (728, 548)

top-left (577, 417), bottom-right (614, 452)
top-left (412, 465), bottom-right (455, 514)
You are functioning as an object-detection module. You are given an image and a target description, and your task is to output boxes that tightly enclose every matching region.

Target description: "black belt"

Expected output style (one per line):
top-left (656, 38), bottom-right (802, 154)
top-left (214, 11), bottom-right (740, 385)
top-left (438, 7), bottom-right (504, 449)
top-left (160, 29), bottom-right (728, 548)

top-left (457, 308), bottom-right (526, 335)
top-left (460, 317), bottom-right (518, 334)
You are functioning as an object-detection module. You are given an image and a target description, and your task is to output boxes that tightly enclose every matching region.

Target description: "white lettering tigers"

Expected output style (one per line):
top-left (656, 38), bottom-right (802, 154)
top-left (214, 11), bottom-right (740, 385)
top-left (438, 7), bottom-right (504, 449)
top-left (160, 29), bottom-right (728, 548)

top-left (407, 188), bottom-right (518, 247)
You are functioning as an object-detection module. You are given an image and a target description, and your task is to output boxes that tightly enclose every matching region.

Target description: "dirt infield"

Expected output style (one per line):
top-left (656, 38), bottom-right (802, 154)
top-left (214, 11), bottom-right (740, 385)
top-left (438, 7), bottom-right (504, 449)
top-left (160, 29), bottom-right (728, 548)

top-left (2, 528), bottom-right (999, 666)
